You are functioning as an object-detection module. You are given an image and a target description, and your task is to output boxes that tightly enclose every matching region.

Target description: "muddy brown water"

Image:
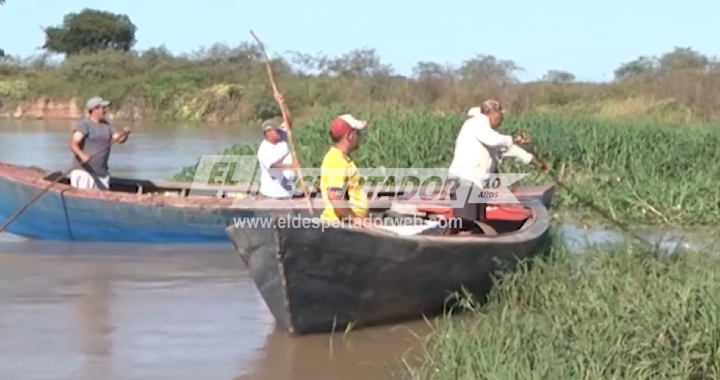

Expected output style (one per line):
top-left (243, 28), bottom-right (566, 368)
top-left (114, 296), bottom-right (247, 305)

top-left (0, 121), bottom-right (428, 380)
top-left (0, 121), bottom-right (707, 379)
top-left (0, 242), bottom-right (427, 380)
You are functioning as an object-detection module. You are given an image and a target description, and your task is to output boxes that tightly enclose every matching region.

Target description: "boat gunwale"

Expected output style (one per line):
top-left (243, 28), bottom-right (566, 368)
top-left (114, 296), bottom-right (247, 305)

top-left (242, 202), bottom-right (549, 245)
top-left (0, 161), bottom-right (554, 211)
top-left (0, 161), bottom-right (305, 209)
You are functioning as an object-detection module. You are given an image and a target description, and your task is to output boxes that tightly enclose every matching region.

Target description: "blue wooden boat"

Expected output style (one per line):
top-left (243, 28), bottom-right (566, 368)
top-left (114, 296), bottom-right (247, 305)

top-left (0, 161), bottom-right (555, 243)
top-left (0, 162), bottom-right (300, 243)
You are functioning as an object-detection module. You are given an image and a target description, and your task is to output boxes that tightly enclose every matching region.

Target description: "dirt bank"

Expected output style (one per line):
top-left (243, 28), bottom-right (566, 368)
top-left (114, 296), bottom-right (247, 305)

top-left (0, 97), bottom-right (141, 120)
top-left (0, 97), bottom-right (82, 120)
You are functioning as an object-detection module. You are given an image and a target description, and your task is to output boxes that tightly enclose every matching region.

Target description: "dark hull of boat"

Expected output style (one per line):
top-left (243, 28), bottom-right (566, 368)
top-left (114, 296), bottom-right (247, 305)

top-left (226, 203), bottom-right (551, 335)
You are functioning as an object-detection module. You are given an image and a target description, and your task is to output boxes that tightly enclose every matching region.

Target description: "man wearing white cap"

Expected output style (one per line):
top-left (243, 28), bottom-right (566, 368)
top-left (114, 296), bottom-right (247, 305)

top-left (319, 114), bottom-right (373, 227)
top-left (448, 99), bottom-right (546, 233)
top-left (69, 96), bottom-right (131, 190)
top-left (256, 119), bottom-right (299, 198)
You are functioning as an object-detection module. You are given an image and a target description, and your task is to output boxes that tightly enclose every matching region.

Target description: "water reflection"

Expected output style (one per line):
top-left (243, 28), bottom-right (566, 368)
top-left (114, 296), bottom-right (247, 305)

top-left (240, 324), bottom-right (427, 380)
top-left (0, 244), bottom-right (272, 380)
top-left (74, 264), bottom-right (114, 380)
top-left (560, 224), bottom-right (715, 254)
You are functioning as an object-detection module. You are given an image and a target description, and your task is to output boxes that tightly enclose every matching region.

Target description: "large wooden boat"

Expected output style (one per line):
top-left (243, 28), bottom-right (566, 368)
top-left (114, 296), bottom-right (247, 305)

top-left (0, 161), bottom-right (554, 243)
top-left (225, 201), bottom-right (552, 335)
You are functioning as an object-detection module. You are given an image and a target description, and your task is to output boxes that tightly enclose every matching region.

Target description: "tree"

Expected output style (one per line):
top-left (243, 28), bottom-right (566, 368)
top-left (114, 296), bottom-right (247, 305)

top-left (614, 47), bottom-right (717, 81)
top-left (324, 48), bottom-right (394, 77)
top-left (457, 54), bottom-right (522, 85)
top-left (412, 61), bottom-right (456, 103)
top-left (288, 48), bottom-right (394, 77)
top-left (658, 47), bottom-right (710, 72)
top-left (542, 70), bottom-right (576, 84)
top-left (412, 61), bottom-right (455, 81)
top-left (613, 56), bottom-right (657, 81)
top-left (42, 8), bottom-right (137, 55)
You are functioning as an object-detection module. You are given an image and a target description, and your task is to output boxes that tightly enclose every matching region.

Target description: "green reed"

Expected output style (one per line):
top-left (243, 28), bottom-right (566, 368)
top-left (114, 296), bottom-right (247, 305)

top-left (174, 108), bottom-right (720, 226)
top-left (401, 241), bottom-right (720, 380)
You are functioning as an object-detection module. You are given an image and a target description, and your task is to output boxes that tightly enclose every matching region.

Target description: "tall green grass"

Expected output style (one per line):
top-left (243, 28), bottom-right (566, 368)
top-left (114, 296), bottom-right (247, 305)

top-left (175, 108), bottom-right (720, 226)
top-left (402, 241), bottom-right (720, 380)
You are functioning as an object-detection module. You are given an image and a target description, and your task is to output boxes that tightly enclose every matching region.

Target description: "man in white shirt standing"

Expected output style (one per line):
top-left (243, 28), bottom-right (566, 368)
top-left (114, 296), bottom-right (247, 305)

top-left (447, 99), bottom-right (547, 233)
top-left (256, 120), bottom-right (299, 199)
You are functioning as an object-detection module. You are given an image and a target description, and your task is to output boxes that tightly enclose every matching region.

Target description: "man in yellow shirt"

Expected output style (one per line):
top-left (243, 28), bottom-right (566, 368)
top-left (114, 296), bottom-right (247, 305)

top-left (319, 114), bottom-right (373, 228)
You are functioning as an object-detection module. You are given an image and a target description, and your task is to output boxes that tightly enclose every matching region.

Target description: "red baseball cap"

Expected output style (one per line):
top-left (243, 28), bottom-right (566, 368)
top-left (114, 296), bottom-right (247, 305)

top-left (330, 114), bottom-right (367, 138)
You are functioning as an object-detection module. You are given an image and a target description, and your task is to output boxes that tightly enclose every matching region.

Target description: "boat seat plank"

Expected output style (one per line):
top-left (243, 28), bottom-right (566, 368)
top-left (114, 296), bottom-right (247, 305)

top-left (375, 221), bottom-right (441, 236)
top-left (475, 221), bottom-right (498, 236)
top-left (43, 171), bottom-right (64, 182)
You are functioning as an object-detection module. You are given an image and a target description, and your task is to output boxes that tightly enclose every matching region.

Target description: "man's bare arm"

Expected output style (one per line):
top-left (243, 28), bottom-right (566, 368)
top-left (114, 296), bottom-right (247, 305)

top-left (70, 131), bottom-right (89, 162)
top-left (112, 126), bottom-right (131, 144)
top-left (327, 188), bottom-right (354, 220)
top-left (327, 188), bottom-right (369, 224)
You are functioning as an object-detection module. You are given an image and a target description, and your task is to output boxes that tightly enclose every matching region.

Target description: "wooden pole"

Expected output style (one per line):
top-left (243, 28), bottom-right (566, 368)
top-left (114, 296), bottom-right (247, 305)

top-left (0, 133), bottom-right (126, 234)
top-left (527, 146), bottom-right (655, 248)
top-left (250, 30), bottom-right (313, 213)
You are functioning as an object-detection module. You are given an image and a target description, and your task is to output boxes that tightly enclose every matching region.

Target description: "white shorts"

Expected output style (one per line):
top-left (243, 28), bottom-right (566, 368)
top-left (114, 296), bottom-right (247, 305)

top-left (70, 170), bottom-right (110, 190)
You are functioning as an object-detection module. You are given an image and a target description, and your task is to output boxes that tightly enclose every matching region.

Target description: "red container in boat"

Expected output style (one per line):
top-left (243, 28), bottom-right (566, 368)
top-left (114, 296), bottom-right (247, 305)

top-left (415, 205), bottom-right (532, 221)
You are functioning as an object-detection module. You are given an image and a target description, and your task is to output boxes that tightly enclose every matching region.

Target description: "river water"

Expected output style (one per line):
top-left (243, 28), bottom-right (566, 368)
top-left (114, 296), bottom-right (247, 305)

top-left (0, 121), bottom-right (707, 380)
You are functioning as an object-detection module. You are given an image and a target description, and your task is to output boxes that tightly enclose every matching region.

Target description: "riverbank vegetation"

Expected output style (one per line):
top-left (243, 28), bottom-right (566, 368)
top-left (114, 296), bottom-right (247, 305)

top-left (2, 9), bottom-right (720, 123)
top-left (402, 240), bottom-right (720, 379)
top-left (174, 109), bottom-right (720, 227)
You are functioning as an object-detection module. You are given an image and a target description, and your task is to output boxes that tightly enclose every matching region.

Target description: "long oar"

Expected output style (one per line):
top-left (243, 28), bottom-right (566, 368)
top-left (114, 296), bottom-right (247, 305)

top-left (0, 134), bottom-right (125, 234)
top-left (250, 30), bottom-right (313, 213)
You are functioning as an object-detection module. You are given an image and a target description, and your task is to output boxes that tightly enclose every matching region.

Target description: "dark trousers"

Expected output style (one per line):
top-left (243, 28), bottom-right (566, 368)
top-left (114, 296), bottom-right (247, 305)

top-left (449, 178), bottom-right (487, 230)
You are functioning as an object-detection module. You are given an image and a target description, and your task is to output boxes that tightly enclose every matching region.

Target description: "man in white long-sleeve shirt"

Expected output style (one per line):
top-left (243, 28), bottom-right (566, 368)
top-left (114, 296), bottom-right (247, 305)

top-left (447, 99), bottom-right (546, 232)
top-left (257, 119), bottom-right (299, 198)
